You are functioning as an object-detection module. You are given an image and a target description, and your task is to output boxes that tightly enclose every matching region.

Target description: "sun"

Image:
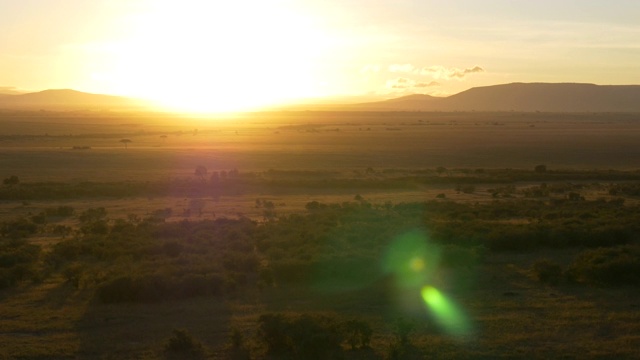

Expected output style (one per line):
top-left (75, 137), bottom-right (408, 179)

top-left (92, 1), bottom-right (333, 112)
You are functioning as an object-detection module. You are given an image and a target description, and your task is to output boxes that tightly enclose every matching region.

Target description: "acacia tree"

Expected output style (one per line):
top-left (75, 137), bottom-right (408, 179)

top-left (119, 139), bottom-right (132, 149)
top-left (2, 175), bottom-right (19, 186)
top-left (195, 165), bottom-right (208, 180)
top-left (535, 164), bottom-right (547, 173)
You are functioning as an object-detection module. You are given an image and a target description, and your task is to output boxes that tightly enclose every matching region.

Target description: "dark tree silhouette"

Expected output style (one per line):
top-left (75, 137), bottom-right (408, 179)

top-left (3, 175), bottom-right (19, 186)
top-left (119, 139), bottom-right (132, 149)
top-left (210, 171), bottom-right (219, 183)
top-left (195, 165), bottom-right (208, 180)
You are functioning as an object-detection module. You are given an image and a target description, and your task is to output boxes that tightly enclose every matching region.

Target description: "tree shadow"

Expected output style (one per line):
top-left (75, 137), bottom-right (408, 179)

top-left (74, 295), bottom-right (233, 358)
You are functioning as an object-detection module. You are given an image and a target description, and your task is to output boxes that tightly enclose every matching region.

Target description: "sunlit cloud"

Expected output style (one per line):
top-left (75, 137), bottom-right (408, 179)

top-left (389, 63), bottom-right (415, 73)
top-left (415, 81), bottom-right (440, 88)
top-left (0, 86), bottom-right (24, 94)
top-left (381, 64), bottom-right (484, 92)
top-left (386, 78), bottom-right (440, 90)
top-left (419, 65), bottom-right (485, 80)
top-left (385, 64), bottom-right (484, 80)
top-left (360, 64), bottom-right (381, 74)
top-left (386, 77), bottom-right (412, 89)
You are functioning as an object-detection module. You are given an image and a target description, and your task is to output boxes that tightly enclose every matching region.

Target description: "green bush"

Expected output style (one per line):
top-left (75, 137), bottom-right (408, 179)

top-left (257, 313), bottom-right (290, 355)
top-left (45, 205), bottom-right (75, 217)
top-left (163, 329), bottom-right (204, 358)
top-left (96, 276), bottom-right (138, 303)
top-left (0, 238), bottom-right (41, 288)
top-left (95, 273), bottom-right (229, 303)
top-left (1, 218), bottom-right (38, 239)
top-left (257, 313), bottom-right (346, 359)
top-left (393, 317), bottom-right (415, 347)
top-left (531, 259), bottom-right (563, 285)
top-left (343, 319), bottom-right (372, 350)
top-left (567, 245), bottom-right (640, 286)
top-left (78, 207), bottom-right (107, 223)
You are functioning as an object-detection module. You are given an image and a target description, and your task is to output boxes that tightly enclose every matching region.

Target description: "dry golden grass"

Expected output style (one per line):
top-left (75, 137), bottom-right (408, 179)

top-left (2, 111), bottom-right (640, 183)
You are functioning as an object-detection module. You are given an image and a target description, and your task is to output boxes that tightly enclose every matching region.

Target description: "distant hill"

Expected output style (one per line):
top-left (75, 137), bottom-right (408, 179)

top-left (352, 83), bottom-right (640, 112)
top-left (5, 83), bottom-right (640, 113)
top-left (0, 89), bottom-right (146, 110)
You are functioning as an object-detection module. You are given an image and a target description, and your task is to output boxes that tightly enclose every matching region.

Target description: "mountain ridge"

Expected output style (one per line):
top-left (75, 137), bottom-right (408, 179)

top-left (0, 88), bottom-right (145, 110)
top-left (355, 82), bottom-right (640, 112)
top-left (2, 82), bottom-right (640, 112)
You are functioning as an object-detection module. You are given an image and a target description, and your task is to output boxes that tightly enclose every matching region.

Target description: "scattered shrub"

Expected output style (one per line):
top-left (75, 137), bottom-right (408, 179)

top-left (0, 237), bottom-right (41, 288)
top-left (440, 245), bottom-right (484, 268)
top-left (30, 212), bottom-right (47, 225)
top-left (229, 328), bottom-right (244, 349)
top-left (78, 207), bottom-right (107, 223)
top-left (45, 206), bottom-right (75, 217)
top-left (257, 313), bottom-right (290, 355)
top-left (1, 218), bottom-right (38, 239)
top-left (2, 175), bottom-right (19, 186)
top-left (163, 329), bottom-right (205, 358)
top-left (534, 164), bottom-right (547, 173)
top-left (393, 317), bottom-right (415, 347)
top-left (531, 259), bottom-right (563, 285)
top-left (289, 314), bottom-right (343, 359)
top-left (567, 245), bottom-right (640, 286)
top-left (63, 262), bottom-right (85, 288)
top-left (257, 313), bottom-right (347, 359)
top-left (96, 276), bottom-right (138, 303)
top-left (162, 241), bottom-right (183, 258)
top-left (343, 319), bottom-right (373, 350)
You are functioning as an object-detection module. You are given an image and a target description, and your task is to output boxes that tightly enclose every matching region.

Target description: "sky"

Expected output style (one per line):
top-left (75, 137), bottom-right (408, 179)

top-left (2, 0), bottom-right (640, 111)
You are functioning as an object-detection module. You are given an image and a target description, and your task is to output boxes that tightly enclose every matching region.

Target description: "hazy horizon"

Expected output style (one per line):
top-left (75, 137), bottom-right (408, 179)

top-left (2, 0), bottom-right (640, 112)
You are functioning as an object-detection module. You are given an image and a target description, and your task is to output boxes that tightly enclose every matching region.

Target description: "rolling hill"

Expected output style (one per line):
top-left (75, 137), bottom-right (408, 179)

top-left (354, 83), bottom-right (640, 112)
top-left (0, 89), bottom-right (146, 110)
top-left (3, 83), bottom-right (640, 112)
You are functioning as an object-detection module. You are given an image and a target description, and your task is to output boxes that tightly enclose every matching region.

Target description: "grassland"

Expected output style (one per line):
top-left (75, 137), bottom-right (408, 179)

top-left (1, 110), bottom-right (639, 359)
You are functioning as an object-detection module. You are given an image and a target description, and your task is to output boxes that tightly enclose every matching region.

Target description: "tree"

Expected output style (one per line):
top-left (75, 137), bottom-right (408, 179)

top-left (195, 165), bottom-right (208, 180)
top-left (3, 175), bottom-right (19, 186)
top-left (210, 171), bottom-right (220, 184)
top-left (534, 164), bottom-right (547, 173)
top-left (119, 139), bottom-right (132, 149)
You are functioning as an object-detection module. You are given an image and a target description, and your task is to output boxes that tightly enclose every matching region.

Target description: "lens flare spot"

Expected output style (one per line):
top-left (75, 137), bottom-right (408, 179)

top-left (421, 286), bottom-right (472, 337)
top-left (410, 257), bottom-right (425, 272)
top-left (383, 229), bottom-right (440, 288)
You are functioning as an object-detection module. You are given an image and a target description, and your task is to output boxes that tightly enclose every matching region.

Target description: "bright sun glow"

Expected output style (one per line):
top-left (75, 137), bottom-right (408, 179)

top-left (93, 1), bottom-right (333, 112)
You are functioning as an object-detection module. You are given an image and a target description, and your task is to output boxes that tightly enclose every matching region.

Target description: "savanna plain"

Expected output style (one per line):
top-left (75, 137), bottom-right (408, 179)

top-left (1, 110), bottom-right (640, 359)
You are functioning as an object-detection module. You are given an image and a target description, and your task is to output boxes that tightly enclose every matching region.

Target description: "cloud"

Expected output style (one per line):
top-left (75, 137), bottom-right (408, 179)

top-left (388, 64), bottom-right (415, 73)
top-left (419, 65), bottom-right (485, 80)
top-left (0, 86), bottom-right (24, 95)
top-left (386, 77), bottom-right (411, 89)
top-left (414, 81), bottom-right (440, 88)
top-left (360, 64), bottom-right (381, 74)
top-left (386, 78), bottom-right (440, 89)
top-left (382, 63), bottom-right (485, 80)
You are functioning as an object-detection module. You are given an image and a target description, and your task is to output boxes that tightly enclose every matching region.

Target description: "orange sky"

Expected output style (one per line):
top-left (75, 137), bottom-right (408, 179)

top-left (2, 0), bottom-right (640, 112)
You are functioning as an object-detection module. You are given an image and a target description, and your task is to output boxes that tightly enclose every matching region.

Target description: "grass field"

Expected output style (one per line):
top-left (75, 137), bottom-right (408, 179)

top-left (1, 111), bottom-right (639, 359)
top-left (2, 111), bottom-right (640, 183)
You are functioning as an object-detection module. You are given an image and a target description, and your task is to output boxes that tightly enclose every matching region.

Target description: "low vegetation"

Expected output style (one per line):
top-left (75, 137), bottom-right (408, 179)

top-left (1, 159), bottom-right (640, 359)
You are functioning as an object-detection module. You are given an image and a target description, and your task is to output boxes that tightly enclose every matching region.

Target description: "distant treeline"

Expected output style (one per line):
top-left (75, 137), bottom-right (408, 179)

top-left (2, 168), bottom-right (640, 200)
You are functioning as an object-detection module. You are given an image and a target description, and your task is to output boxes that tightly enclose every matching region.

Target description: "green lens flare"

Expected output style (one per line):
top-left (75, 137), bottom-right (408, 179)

top-left (421, 286), bottom-right (471, 337)
top-left (383, 230), bottom-right (440, 288)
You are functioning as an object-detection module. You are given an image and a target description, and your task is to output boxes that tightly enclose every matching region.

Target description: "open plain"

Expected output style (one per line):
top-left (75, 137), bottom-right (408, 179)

top-left (1, 111), bottom-right (640, 359)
